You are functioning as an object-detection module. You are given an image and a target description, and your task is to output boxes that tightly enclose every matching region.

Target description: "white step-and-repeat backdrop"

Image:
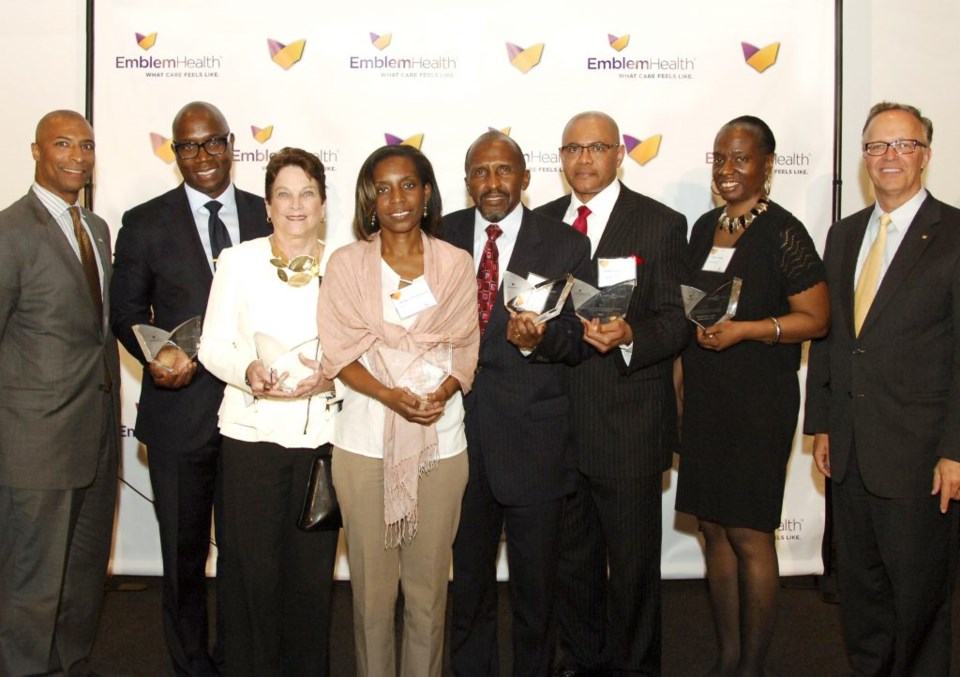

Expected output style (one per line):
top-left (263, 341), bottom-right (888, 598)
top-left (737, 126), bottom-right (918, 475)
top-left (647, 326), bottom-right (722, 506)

top-left (93, 0), bottom-right (835, 578)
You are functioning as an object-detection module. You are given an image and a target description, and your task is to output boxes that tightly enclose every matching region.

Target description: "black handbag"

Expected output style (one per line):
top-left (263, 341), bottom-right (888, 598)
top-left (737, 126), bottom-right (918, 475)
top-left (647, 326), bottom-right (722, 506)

top-left (297, 454), bottom-right (342, 531)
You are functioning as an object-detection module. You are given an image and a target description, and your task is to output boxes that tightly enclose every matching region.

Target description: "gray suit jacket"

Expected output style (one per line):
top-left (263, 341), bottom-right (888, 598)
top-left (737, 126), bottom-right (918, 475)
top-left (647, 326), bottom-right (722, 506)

top-left (805, 194), bottom-right (960, 497)
top-left (0, 190), bottom-right (120, 489)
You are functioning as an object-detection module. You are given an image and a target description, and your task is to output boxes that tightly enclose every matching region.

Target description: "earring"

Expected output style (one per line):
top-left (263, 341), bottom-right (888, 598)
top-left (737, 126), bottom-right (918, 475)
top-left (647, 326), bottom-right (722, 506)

top-left (423, 204), bottom-right (429, 218)
top-left (763, 174), bottom-right (772, 196)
top-left (370, 211), bottom-right (377, 228)
top-left (710, 180), bottom-right (721, 196)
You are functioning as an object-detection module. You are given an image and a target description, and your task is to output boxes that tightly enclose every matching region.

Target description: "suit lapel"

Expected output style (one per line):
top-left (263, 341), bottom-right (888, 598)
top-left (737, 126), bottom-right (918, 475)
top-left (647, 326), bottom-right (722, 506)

top-left (594, 187), bottom-right (633, 262)
top-left (83, 209), bottom-right (112, 337)
top-left (860, 196), bottom-right (940, 334)
top-left (236, 188), bottom-right (267, 242)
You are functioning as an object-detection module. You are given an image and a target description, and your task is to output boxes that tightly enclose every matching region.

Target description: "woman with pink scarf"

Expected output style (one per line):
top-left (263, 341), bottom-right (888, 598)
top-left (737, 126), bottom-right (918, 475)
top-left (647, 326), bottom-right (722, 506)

top-left (317, 145), bottom-right (479, 677)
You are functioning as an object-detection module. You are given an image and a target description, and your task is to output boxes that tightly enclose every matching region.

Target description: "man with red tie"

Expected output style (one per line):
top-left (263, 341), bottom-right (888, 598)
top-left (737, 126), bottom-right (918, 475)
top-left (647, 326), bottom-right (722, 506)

top-left (442, 131), bottom-right (592, 676)
top-left (537, 111), bottom-right (688, 676)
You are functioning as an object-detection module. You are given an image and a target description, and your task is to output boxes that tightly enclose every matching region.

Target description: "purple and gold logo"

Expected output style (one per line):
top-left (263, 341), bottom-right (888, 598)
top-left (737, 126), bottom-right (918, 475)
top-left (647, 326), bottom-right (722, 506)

top-left (623, 134), bottom-right (662, 165)
top-left (268, 38), bottom-right (306, 70)
top-left (608, 34), bottom-right (630, 52)
top-left (370, 32), bottom-right (392, 51)
top-left (136, 32), bottom-right (157, 51)
top-left (488, 126), bottom-right (512, 136)
top-left (385, 133), bottom-right (424, 149)
top-left (506, 42), bottom-right (544, 74)
top-left (150, 133), bottom-right (176, 164)
top-left (251, 125), bottom-right (274, 144)
top-left (741, 41), bottom-right (780, 73)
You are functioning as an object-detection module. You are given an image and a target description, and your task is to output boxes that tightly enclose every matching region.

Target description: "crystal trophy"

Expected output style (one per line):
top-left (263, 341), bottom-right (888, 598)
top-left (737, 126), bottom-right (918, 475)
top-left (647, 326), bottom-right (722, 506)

top-left (570, 278), bottom-right (636, 322)
top-left (132, 316), bottom-right (202, 372)
top-left (681, 278), bottom-right (742, 329)
top-left (503, 271), bottom-right (575, 323)
top-left (254, 333), bottom-right (321, 393)
top-left (377, 341), bottom-right (452, 398)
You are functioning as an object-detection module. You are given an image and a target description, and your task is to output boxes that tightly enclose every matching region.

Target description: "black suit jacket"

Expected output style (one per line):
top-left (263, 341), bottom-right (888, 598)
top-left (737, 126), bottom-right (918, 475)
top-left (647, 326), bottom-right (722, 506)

top-left (110, 184), bottom-right (270, 450)
top-left (536, 183), bottom-right (688, 477)
top-left (442, 206), bottom-right (592, 505)
top-left (805, 194), bottom-right (960, 498)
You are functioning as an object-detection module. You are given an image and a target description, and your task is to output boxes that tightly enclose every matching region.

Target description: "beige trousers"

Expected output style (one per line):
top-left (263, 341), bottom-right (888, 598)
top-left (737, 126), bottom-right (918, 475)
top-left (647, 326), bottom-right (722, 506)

top-left (332, 446), bottom-right (468, 677)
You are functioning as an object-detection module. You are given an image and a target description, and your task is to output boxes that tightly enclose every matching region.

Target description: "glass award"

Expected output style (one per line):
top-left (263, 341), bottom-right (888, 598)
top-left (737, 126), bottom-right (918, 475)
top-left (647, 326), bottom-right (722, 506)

top-left (254, 333), bottom-right (321, 393)
top-left (503, 271), bottom-right (575, 323)
top-left (571, 278), bottom-right (636, 322)
top-left (377, 341), bottom-right (452, 398)
top-left (681, 278), bottom-right (742, 329)
top-left (132, 316), bottom-right (202, 372)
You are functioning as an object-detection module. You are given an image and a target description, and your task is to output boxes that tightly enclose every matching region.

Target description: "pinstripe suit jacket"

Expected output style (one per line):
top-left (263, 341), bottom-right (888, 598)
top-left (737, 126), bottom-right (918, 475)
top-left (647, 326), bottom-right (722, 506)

top-left (0, 190), bottom-right (120, 489)
top-left (442, 206), bottom-right (592, 505)
top-left (536, 183), bottom-right (688, 478)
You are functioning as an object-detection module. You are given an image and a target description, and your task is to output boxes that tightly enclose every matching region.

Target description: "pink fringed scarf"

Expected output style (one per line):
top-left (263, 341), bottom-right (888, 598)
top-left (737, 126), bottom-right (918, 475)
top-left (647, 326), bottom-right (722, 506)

top-left (317, 233), bottom-right (479, 547)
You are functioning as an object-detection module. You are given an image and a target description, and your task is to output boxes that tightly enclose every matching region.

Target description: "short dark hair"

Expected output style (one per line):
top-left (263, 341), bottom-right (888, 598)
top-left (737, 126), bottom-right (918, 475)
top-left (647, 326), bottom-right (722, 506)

top-left (463, 130), bottom-right (526, 174)
top-left (861, 101), bottom-right (933, 144)
top-left (353, 145), bottom-right (443, 241)
top-left (265, 147), bottom-right (326, 202)
top-left (721, 115), bottom-right (777, 155)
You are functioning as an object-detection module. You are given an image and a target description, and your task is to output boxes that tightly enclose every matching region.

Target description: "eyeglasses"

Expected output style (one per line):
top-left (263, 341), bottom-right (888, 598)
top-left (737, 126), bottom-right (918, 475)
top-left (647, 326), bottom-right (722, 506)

top-left (559, 142), bottom-right (618, 157)
top-left (172, 135), bottom-right (231, 160)
top-left (862, 139), bottom-right (928, 156)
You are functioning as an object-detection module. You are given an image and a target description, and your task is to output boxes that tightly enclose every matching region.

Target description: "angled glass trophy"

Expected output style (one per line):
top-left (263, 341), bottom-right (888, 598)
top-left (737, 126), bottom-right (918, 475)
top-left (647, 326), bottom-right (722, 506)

top-left (377, 341), bottom-right (452, 398)
top-left (254, 333), bottom-right (321, 393)
top-left (570, 278), bottom-right (636, 322)
top-left (503, 271), bottom-right (575, 323)
top-left (681, 278), bottom-right (742, 329)
top-left (132, 316), bottom-right (203, 372)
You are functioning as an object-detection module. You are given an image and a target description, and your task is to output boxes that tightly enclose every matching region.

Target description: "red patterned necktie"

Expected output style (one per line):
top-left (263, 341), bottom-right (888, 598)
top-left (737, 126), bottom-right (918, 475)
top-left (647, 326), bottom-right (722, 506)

top-left (572, 205), bottom-right (591, 236)
top-left (477, 224), bottom-right (502, 334)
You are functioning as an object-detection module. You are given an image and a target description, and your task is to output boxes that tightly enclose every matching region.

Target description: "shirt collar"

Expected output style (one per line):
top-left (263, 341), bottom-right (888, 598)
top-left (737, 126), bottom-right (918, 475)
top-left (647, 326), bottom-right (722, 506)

top-left (473, 202), bottom-right (524, 240)
top-left (570, 180), bottom-right (620, 224)
top-left (32, 182), bottom-right (78, 216)
top-left (870, 187), bottom-right (927, 233)
top-left (184, 181), bottom-right (237, 215)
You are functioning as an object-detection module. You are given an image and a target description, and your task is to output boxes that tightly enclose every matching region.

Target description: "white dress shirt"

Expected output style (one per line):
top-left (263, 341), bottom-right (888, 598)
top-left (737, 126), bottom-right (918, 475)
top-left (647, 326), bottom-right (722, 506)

top-left (32, 183), bottom-right (104, 287)
top-left (184, 182), bottom-right (243, 272)
top-left (561, 180), bottom-right (622, 258)
top-left (855, 188), bottom-right (927, 286)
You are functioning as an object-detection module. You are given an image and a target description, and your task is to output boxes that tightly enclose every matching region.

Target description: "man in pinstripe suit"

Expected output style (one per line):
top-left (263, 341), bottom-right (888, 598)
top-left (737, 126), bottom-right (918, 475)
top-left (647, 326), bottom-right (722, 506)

top-left (536, 112), bottom-right (688, 676)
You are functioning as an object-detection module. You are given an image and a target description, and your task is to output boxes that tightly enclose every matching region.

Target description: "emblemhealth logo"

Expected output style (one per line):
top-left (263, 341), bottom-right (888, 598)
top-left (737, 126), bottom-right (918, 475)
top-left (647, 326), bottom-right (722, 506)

top-left (370, 32), bottom-right (392, 51)
top-left (608, 34), bottom-right (629, 52)
top-left (136, 32), bottom-right (157, 51)
top-left (150, 133), bottom-right (176, 164)
top-left (385, 133), bottom-right (424, 149)
top-left (349, 32), bottom-right (456, 78)
top-left (624, 134), bottom-right (662, 165)
top-left (251, 125), bottom-right (274, 144)
top-left (704, 149), bottom-right (810, 176)
top-left (506, 42), bottom-right (544, 74)
top-left (741, 41), bottom-right (780, 73)
top-left (268, 38), bottom-right (306, 70)
top-left (587, 35), bottom-right (694, 81)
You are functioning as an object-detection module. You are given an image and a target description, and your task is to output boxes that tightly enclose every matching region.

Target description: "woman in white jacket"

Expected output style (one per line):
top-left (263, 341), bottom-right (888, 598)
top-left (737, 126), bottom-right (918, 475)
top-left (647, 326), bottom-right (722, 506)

top-left (198, 147), bottom-right (338, 677)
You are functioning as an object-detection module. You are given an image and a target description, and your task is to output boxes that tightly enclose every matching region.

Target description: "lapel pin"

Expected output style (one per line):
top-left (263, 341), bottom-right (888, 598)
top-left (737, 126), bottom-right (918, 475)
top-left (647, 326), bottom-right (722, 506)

top-left (921, 234), bottom-right (928, 240)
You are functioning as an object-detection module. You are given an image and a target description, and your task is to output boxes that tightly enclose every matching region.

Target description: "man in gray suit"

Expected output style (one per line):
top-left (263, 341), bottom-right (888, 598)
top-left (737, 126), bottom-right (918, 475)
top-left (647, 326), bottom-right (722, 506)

top-left (537, 111), bottom-right (687, 676)
top-left (0, 110), bottom-right (119, 676)
top-left (806, 102), bottom-right (960, 675)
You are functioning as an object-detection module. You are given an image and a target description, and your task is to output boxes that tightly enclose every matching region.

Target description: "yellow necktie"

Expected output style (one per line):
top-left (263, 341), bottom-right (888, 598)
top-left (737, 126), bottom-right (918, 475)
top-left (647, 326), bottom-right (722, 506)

top-left (853, 212), bottom-right (891, 335)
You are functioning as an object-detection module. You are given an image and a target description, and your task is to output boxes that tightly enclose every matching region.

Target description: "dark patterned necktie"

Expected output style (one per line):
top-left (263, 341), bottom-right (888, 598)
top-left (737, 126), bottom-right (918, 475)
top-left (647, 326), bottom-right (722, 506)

top-left (477, 224), bottom-right (502, 334)
top-left (69, 206), bottom-right (103, 321)
top-left (572, 204), bottom-right (591, 235)
top-left (206, 200), bottom-right (232, 267)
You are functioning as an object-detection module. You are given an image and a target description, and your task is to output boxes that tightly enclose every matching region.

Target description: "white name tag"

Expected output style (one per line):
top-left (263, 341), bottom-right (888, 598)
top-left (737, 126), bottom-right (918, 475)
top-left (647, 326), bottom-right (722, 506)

top-left (390, 277), bottom-right (438, 319)
top-left (597, 257), bottom-right (636, 287)
top-left (702, 247), bottom-right (735, 273)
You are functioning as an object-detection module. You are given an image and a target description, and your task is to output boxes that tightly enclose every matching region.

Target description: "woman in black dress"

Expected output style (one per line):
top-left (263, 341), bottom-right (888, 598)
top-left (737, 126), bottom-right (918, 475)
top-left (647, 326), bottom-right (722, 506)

top-left (676, 116), bottom-right (829, 677)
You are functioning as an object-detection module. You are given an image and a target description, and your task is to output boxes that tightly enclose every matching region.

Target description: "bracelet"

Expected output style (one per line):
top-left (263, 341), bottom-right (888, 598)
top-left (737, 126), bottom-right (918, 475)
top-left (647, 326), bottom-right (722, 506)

top-left (766, 316), bottom-right (782, 345)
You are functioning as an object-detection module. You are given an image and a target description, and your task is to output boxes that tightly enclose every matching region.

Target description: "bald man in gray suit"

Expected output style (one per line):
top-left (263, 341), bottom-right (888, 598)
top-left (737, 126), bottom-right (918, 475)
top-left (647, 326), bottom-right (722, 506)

top-left (0, 110), bottom-right (119, 676)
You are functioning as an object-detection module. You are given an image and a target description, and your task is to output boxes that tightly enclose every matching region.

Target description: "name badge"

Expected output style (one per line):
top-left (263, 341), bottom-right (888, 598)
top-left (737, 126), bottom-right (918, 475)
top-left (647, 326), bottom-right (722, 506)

top-left (702, 247), bottom-right (735, 273)
top-left (390, 277), bottom-right (438, 319)
top-left (597, 257), bottom-right (637, 287)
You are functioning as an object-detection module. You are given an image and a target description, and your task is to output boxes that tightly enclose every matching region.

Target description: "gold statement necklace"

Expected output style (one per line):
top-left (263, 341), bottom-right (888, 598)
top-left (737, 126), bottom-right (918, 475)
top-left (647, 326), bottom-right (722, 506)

top-left (717, 197), bottom-right (770, 234)
top-left (269, 235), bottom-right (321, 287)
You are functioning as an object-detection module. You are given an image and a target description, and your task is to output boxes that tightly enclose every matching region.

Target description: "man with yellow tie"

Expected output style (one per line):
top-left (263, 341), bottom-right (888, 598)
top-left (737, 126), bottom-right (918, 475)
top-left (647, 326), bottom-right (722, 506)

top-left (806, 102), bottom-right (960, 676)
